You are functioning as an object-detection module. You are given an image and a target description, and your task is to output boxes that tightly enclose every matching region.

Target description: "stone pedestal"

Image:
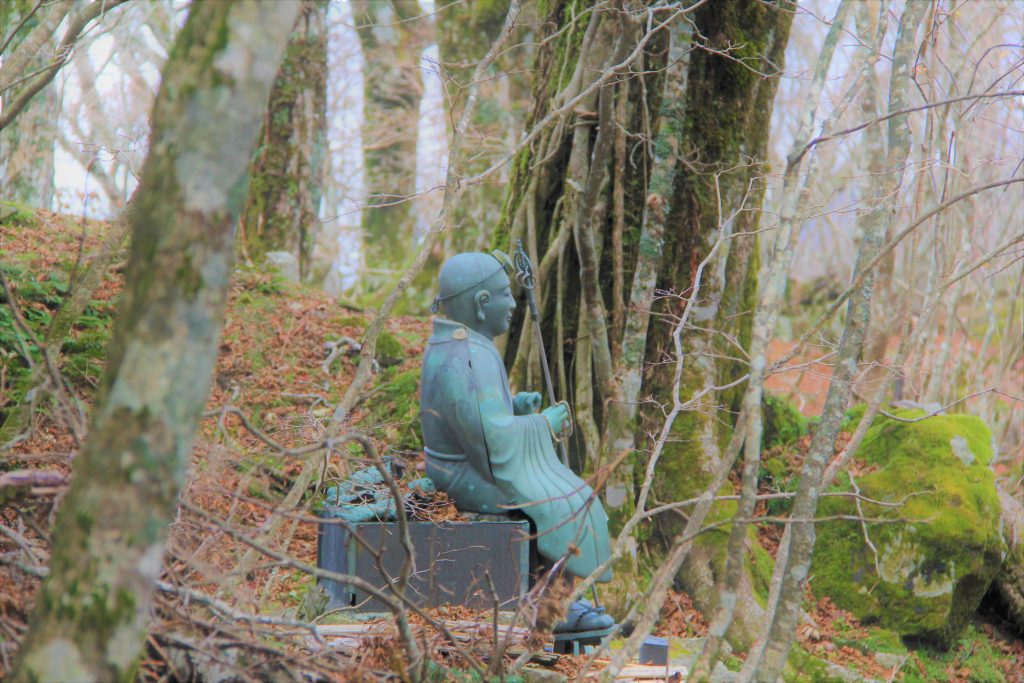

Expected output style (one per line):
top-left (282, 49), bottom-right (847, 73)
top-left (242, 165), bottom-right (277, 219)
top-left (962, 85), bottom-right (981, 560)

top-left (317, 515), bottom-right (531, 611)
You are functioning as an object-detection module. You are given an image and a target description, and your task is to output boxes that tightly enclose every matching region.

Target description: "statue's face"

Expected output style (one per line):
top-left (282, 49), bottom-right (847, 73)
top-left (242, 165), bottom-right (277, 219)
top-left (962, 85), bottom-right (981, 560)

top-left (476, 270), bottom-right (516, 338)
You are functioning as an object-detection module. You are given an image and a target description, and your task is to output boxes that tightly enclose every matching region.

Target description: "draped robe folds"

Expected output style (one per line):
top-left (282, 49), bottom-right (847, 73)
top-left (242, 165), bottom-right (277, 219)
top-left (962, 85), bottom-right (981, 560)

top-left (420, 318), bottom-right (612, 582)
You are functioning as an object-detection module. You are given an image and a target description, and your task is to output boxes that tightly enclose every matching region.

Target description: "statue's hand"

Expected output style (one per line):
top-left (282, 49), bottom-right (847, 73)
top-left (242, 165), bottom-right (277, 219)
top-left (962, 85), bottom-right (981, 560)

top-left (541, 403), bottom-right (569, 435)
top-left (513, 392), bottom-right (543, 415)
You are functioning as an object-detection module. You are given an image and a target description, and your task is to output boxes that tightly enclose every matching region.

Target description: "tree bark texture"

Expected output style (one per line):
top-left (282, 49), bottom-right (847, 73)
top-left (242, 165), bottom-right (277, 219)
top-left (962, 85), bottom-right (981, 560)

top-left (239, 0), bottom-right (328, 283)
top-left (636, 0), bottom-right (792, 646)
top-left (10, 2), bottom-right (299, 680)
top-left (748, 2), bottom-right (928, 679)
top-left (352, 0), bottom-right (428, 291)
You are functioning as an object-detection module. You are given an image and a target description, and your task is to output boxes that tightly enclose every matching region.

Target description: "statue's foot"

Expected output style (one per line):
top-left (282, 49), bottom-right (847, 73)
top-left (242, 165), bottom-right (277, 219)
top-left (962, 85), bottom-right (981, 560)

top-left (553, 599), bottom-right (615, 634)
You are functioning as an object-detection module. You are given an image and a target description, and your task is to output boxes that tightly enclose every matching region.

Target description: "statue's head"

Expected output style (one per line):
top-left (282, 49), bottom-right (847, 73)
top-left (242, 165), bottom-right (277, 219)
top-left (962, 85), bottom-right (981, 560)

top-left (434, 251), bottom-right (516, 339)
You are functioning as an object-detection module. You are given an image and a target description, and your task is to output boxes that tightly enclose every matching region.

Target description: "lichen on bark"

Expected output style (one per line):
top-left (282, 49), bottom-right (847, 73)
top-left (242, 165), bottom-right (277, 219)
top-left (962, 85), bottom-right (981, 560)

top-left (10, 3), bottom-right (299, 680)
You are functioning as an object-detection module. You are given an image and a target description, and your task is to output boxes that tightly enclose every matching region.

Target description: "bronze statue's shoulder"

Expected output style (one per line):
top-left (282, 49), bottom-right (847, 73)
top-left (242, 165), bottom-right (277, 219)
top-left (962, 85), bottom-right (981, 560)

top-left (427, 318), bottom-right (469, 345)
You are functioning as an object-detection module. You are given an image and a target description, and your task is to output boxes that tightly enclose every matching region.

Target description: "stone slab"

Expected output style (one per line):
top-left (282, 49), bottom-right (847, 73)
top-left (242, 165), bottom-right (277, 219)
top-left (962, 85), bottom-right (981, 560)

top-left (316, 518), bottom-right (531, 611)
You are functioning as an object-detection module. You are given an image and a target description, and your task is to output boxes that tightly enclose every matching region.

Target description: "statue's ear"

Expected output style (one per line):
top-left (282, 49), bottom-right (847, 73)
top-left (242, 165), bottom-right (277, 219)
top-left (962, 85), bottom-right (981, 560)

top-left (473, 290), bottom-right (490, 322)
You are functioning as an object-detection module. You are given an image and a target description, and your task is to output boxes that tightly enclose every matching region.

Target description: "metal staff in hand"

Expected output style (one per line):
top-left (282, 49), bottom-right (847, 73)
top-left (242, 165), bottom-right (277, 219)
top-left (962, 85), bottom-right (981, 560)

top-left (513, 238), bottom-right (571, 467)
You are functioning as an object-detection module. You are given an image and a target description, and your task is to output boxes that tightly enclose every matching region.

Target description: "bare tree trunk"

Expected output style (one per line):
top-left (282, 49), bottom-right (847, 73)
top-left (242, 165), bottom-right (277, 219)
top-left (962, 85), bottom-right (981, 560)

top-left (745, 3), bottom-right (929, 679)
top-left (239, 0), bottom-right (327, 282)
top-left (0, 74), bottom-right (57, 208)
top-left (596, 14), bottom-right (691, 540)
top-left (352, 0), bottom-right (428, 293)
top-left (9, 3), bottom-right (299, 680)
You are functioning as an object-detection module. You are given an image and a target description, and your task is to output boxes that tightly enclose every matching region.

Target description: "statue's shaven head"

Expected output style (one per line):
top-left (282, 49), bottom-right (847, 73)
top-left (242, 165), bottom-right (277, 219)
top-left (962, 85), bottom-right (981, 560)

top-left (436, 251), bottom-right (516, 339)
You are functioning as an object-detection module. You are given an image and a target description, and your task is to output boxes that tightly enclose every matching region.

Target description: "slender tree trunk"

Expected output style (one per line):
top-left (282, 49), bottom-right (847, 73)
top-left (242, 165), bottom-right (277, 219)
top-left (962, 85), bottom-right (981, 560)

top-left (238, 0), bottom-right (327, 283)
top-left (352, 0), bottom-right (428, 293)
top-left (10, 3), bottom-right (299, 680)
top-left (585, 14), bottom-right (694, 555)
top-left (746, 3), bottom-right (928, 679)
top-left (0, 78), bottom-right (57, 208)
top-left (636, 0), bottom-right (792, 647)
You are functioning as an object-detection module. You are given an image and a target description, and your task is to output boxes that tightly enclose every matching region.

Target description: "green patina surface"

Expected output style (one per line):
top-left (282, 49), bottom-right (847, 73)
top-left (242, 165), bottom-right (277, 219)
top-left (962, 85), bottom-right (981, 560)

top-left (812, 409), bottom-right (1004, 648)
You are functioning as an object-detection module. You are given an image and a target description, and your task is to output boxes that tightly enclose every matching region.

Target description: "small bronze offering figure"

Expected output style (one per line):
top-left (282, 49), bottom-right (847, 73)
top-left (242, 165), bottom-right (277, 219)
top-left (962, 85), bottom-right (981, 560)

top-left (419, 250), bottom-right (613, 633)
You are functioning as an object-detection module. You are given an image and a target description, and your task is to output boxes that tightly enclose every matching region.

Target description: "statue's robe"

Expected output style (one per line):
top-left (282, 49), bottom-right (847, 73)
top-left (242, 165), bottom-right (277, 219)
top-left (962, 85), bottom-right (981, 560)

top-left (420, 318), bottom-right (612, 582)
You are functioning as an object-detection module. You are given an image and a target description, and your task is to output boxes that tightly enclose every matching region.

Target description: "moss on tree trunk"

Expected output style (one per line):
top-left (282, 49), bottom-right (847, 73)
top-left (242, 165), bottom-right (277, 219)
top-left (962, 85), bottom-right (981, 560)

top-left (239, 0), bottom-right (327, 282)
top-left (494, 0), bottom-right (667, 460)
top-left (10, 3), bottom-right (298, 680)
top-left (635, 0), bottom-right (793, 645)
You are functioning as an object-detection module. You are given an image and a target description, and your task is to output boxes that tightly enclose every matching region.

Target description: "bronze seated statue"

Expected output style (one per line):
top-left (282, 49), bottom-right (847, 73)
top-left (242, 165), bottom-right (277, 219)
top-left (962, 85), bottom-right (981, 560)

top-left (419, 251), bottom-right (614, 634)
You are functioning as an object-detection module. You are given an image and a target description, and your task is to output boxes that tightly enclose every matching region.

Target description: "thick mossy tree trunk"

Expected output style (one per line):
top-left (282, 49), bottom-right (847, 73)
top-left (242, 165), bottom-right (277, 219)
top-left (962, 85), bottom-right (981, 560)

top-left (635, 0), bottom-right (792, 646)
top-left (0, 0), bottom-right (61, 208)
top-left (9, 2), bottom-right (299, 681)
top-left (353, 0), bottom-right (428, 292)
top-left (495, 0), bottom-right (667, 455)
top-left (239, 0), bottom-right (327, 283)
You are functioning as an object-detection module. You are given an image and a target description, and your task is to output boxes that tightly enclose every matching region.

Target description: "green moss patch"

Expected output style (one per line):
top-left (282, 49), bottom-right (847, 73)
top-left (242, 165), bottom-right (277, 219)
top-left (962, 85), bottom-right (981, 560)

top-left (0, 201), bottom-right (38, 228)
top-left (812, 409), bottom-right (1005, 648)
top-left (360, 367), bottom-right (422, 455)
top-left (901, 623), bottom-right (1019, 683)
top-left (374, 330), bottom-right (405, 368)
top-left (0, 263), bottom-right (117, 409)
top-left (762, 391), bottom-right (809, 449)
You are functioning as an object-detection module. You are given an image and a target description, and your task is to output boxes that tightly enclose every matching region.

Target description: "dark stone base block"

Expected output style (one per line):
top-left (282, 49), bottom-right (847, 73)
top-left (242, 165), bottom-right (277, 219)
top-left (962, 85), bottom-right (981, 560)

top-left (317, 516), bottom-right (531, 611)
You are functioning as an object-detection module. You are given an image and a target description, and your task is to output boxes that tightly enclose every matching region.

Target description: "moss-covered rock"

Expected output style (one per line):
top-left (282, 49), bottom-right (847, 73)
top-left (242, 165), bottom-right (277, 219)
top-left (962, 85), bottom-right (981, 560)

top-left (812, 408), bottom-right (1005, 648)
top-left (990, 487), bottom-right (1024, 634)
top-left (374, 330), bottom-right (405, 368)
top-left (0, 201), bottom-right (38, 227)
top-left (360, 367), bottom-right (422, 455)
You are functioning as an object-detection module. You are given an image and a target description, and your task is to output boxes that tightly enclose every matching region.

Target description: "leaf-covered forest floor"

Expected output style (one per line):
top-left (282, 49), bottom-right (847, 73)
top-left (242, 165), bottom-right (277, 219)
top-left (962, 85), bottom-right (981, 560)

top-left (2, 211), bottom-right (1022, 681)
